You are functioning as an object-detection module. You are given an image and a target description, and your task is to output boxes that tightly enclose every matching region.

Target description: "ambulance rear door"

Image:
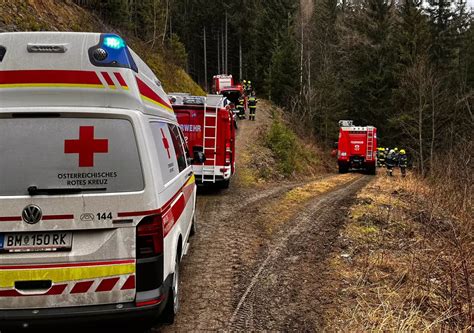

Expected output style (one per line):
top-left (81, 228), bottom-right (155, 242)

top-left (0, 112), bottom-right (146, 310)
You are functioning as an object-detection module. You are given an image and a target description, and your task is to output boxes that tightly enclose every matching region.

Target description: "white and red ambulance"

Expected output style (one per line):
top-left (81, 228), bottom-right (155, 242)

top-left (169, 94), bottom-right (236, 188)
top-left (0, 32), bottom-right (201, 329)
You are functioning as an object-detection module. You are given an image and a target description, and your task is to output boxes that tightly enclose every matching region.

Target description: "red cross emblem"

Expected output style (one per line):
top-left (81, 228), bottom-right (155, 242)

top-left (64, 126), bottom-right (109, 167)
top-left (160, 128), bottom-right (171, 159)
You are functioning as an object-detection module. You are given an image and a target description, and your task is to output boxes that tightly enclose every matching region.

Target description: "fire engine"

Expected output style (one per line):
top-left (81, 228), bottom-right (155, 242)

top-left (212, 74), bottom-right (233, 94)
top-left (0, 32), bottom-right (201, 329)
top-left (337, 120), bottom-right (377, 174)
top-left (170, 94), bottom-right (236, 188)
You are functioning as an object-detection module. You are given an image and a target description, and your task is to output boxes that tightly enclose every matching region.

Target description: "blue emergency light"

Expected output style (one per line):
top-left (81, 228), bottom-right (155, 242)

top-left (88, 33), bottom-right (138, 72)
top-left (103, 36), bottom-right (125, 49)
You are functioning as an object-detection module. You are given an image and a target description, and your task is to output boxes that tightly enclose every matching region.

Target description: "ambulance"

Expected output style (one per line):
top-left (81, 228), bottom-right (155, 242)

top-left (337, 120), bottom-right (377, 174)
top-left (169, 94), bottom-right (236, 188)
top-left (0, 32), bottom-right (201, 329)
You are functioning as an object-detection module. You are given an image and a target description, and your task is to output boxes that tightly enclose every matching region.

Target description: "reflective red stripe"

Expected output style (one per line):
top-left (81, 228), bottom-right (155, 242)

top-left (0, 259), bottom-right (134, 270)
top-left (0, 70), bottom-right (102, 85)
top-left (0, 284), bottom-right (67, 297)
top-left (0, 216), bottom-right (22, 222)
top-left (101, 72), bottom-right (115, 87)
top-left (42, 214), bottom-right (74, 220)
top-left (95, 277), bottom-right (119, 292)
top-left (114, 72), bottom-right (128, 88)
top-left (70, 280), bottom-right (94, 294)
top-left (121, 275), bottom-right (136, 290)
top-left (118, 175), bottom-right (194, 218)
top-left (136, 77), bottom-right (171, 109)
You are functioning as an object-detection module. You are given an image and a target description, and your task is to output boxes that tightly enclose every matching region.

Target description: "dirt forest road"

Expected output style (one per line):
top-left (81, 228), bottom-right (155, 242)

top-left (156, 103), bottom-right (373, 331)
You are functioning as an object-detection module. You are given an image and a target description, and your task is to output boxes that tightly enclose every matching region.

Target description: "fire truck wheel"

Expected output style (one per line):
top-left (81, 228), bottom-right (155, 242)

top-left (190, 214), bottom-right (197, 237)
top-left (220, 179), bottom-right (230, 189)
top-left (163, 259), bottom-right (180, 325)
top-left (338, 164), bottom-right (348, 174)
top-left (367, 165), bottom-right (376, 175)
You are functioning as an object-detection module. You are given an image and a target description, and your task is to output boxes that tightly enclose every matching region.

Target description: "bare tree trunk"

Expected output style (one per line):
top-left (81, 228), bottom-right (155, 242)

top-left (162, 0), bottom-right (170, 45)
top-left (419, 90), bottom-right (425, 177)
top-left (430, 82), bottom-right (436, 173)
top-left (151, 0), bottom-right (158, 49)
top-left (217, 29), bottom-right (221, 74)
top-left (204, 27), bottom-right (208, 92)
top-left (239, 37), bottom-right (242, 82)
top-left (300, 12), bottom-right (304, 96)
top-left (225, 11), bottom-right (228, 74)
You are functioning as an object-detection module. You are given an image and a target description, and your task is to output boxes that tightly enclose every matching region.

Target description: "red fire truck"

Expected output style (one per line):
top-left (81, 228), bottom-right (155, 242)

top-left (212, 74), bottom-right (233, 94)
top-left (337, 120), bottom-right (377, 175)
top-left (170, 94), bottom-right (236, 188)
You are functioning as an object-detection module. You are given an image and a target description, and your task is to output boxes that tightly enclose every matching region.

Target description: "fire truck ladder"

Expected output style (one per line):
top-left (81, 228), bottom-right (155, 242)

top-left (366, 127), bottom-right (375, 160)
top-left (202, 101), bottom-right (218, 183)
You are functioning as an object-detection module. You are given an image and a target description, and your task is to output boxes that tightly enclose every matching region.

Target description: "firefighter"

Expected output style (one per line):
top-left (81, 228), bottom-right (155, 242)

top-left (393, 147), bottom-right (399, 165)
top-left (246, 81), bottom-right (253, 95)
top-left (237, 96), bottom-right (245, 119)
top-left (398, 149), bottom-right (408, 177)
top-left (385, 149), bottom-right (397, 176)
top-left (377, 147), bottom-right (386, 167)
top-left (242, 80), bottom-right (247, 91)
top-left (248, 93), bottom-right (257, 121)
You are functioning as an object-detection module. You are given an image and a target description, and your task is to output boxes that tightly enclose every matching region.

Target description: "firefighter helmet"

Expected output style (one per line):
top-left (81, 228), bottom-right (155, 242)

top-left (400, 149), bottom-right (406, 154)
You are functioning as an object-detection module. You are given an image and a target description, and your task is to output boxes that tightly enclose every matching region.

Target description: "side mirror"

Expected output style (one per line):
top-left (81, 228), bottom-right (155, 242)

top-left (333, 141), bottom-right (338, 149)
top-left (194, 151), bottom-right (206, 164)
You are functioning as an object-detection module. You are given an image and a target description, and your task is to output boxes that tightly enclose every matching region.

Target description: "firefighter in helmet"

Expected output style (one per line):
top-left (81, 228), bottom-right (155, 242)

top-left (377, 147), bottom-right (386, 167)
top-left (237, 95), bottom-right (245, 119)
top-left (398, 149), bottom-right (408, 177)
top-left (246, 81), bottom-right (253, 95)
top-left (385, 149), bottom-right (397, 176)
top-left (242, 80), bottom-right (247, 91)
top-left (248, 92), bottom-right (257, 121)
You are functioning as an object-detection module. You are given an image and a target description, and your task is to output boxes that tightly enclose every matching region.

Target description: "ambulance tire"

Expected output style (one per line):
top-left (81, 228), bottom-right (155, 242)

top-left (163, 259), bottom-right (179, 325)
top-left (190, 214), bottom-right (197, 237)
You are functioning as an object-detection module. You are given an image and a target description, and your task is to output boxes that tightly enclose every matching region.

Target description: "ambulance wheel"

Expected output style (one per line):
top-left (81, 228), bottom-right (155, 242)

top-left (163, 259), bottom-right (179, 325)
top-left (190, 214), bottom-right (197, 237)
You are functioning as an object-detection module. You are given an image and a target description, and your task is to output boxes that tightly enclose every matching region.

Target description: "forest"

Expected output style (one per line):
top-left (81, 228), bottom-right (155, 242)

top-left (77, 0), bottom-right (472, 191)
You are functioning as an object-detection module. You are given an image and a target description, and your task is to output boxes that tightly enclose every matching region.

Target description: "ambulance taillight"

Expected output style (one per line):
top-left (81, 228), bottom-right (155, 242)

top-left (136, 215), bottom-right (164, 258)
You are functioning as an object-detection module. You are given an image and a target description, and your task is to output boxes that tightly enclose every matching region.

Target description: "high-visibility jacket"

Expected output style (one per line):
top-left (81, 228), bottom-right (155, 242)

top-left (399, 155), bottom-right (408, 167)
top-left (248, 97), bottom-right (257, 108)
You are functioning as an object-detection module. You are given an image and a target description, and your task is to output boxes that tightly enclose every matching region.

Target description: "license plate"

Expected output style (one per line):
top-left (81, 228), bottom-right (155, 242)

top-left (0, 232), bottom-right (72, 253)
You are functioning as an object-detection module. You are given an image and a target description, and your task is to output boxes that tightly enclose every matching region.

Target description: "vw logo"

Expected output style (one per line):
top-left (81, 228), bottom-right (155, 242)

top-left (22, 205), bottom-right (43, 224)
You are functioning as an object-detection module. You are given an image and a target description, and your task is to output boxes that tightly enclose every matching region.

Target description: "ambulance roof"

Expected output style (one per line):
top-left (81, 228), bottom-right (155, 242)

top-left (0, 32), bottom-right (175, 120)
top-left (169, 94), bottom-right (228, 109)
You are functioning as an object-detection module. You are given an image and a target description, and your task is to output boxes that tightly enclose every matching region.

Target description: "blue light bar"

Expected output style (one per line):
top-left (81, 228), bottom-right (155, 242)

top-left (104, 36), bottom-right (125, 49)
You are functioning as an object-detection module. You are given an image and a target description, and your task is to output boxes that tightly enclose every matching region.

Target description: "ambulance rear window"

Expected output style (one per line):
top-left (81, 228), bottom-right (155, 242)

top-left (0, 117), bottom-right (144, 196)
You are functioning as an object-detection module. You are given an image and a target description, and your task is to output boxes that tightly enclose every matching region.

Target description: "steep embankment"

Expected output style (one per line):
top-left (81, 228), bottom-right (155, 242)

top-left (235, 100), bottom-right (334, 187)
top-left (0, 0), bottom-right (204, 95)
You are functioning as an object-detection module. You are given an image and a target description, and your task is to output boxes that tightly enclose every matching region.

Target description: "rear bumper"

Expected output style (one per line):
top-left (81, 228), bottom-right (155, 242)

top-left (0, 275), bottom-right (172, 330)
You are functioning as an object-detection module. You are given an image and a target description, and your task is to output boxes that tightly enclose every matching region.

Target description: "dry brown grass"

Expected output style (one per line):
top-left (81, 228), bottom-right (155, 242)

top-left (325, 172), bottom-right (473, 331)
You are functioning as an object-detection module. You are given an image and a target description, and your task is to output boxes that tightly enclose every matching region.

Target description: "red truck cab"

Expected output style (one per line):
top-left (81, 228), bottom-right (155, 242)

top-left (169, 94), bottom-right (236, 188)
top-left (337, 120), bottom-right (377, 175)
top-left (212, 74), bottom-right (234, 94)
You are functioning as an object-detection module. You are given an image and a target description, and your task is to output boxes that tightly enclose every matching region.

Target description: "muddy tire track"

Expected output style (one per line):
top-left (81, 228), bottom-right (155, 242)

top-left (228, 175), bottom-right (372, 331)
